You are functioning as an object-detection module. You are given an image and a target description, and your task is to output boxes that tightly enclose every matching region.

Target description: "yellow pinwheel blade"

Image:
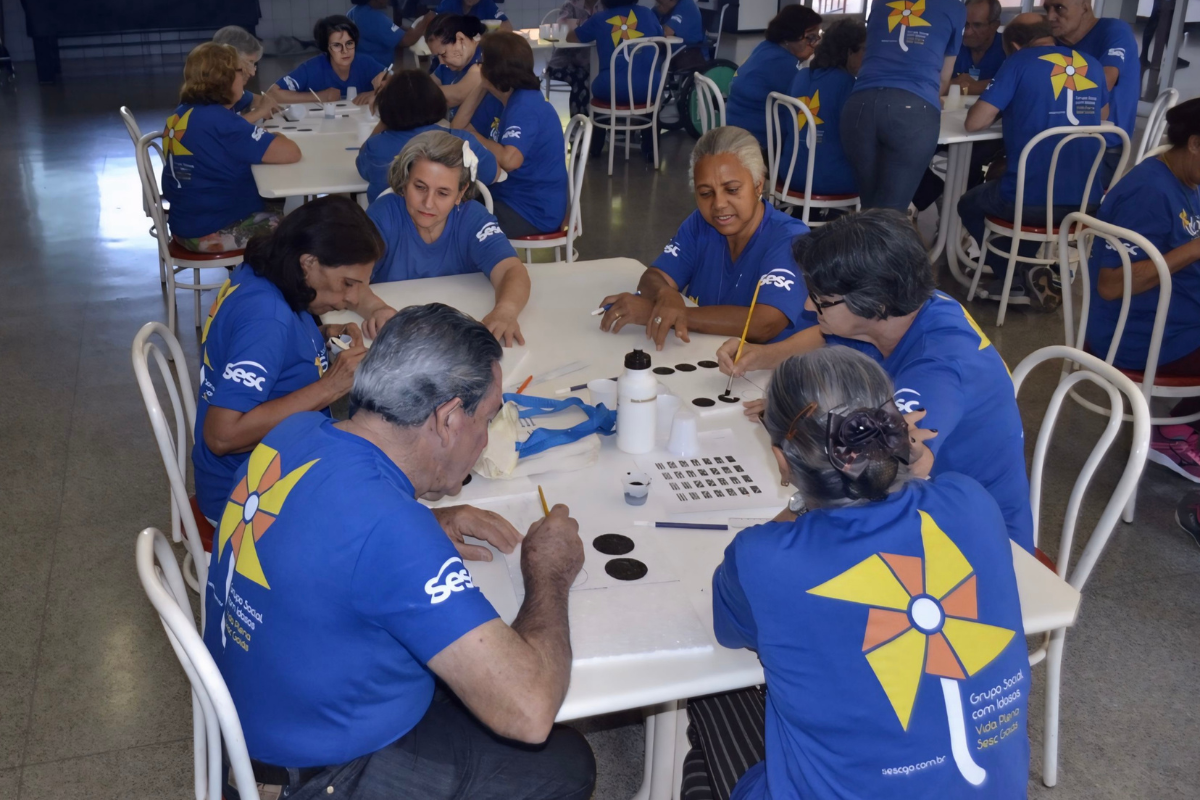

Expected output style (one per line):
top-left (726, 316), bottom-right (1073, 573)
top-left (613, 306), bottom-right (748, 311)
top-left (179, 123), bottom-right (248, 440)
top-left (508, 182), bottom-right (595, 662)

top-left (920, 511), bottom-right (973, 599)
top-left (911, 0), bottom-right (926, 12)
top-left (246, 445), bottom-right (279, 493)
top-left (865, 627), bottom-right (927, 730)
top-left (1039, 53), bottom-right (1070, 67)
top-left (1048, 73), bottom-right (1068, 100)
top-left (942, 617), bottom-right (1016, 676)
top-left (217, 503), bottom-right (242, 556)
top-left (1071, 74), bottom-right (1099, 92)
top-left (907, 14), bottom-right (931, 27)
top-left (201, 281), bottom-right (238, 345)
top-left (807, 554), bottom-right (912, 610)
top-left (258, 459), bottom-right (319, 515)
top-left (960, 304), bottom-right (991, 351)
top-left (234, 526), bottom-right (271, 589)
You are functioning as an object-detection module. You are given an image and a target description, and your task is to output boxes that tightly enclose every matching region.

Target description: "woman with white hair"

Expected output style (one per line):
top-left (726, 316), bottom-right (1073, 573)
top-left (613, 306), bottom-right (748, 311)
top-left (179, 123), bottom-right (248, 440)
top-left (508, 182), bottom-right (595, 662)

top-left (212, 26), bottom-right (281, 123)
top-left (350, 130), bottom-right (530, 347)
top-left (598, 126), bottom-right (814, 350)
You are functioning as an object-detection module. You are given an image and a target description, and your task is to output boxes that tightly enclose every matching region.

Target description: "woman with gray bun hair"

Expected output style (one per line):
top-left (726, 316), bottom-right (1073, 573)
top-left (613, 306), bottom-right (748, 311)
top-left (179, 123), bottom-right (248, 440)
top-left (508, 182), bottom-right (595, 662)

top-left (212, 25), bottom-right (280, 123)
top-left (684, 345), bottom-right (1030, 800)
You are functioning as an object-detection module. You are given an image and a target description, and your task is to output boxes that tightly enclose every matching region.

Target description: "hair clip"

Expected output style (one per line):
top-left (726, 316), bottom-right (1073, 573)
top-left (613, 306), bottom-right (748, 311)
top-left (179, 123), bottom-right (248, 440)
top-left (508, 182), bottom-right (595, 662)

top-left (460, 140), bottom-right (479, 183)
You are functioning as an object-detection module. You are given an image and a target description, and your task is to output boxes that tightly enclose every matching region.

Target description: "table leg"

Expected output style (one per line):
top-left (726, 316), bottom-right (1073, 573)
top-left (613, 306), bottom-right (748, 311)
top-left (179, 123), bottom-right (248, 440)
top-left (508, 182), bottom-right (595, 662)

top-left (632, 702), bottom-right (681, 800)
top-left (928, 149), bottom-right (954, 264)
top-left (944, 141), bottom-right (977, 287)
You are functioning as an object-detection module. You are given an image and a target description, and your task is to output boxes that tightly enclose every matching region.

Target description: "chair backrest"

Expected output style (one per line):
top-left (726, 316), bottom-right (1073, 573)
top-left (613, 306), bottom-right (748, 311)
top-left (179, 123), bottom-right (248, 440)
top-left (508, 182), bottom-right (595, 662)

top-left (1056, 212), bottom-right (1172, 390)
top-left (1136, 88), bottom-right (1178, 164)
top-left (137, 527), bottom-right (259, 800)
top-left (608, 37), bottom-right (673, 111)
top-left (131, 322), bottom-right (209, 602)
top-left (563, 114), bottom-right (594, 254)
top-left (121, 107), bottom-right (153, 218)
top-left (136, 130), bottom-right (173, 261)
top-left (706, 4), bottom-right (729, 56)
top-left (1009, 125), bottom-right (1130, 235)
top-left (765, 91), bottom-right (820, 224)
top-left (692, 73), bottom-right (726, 135)
top-left (1011, 346), bottom-right (1149, 590)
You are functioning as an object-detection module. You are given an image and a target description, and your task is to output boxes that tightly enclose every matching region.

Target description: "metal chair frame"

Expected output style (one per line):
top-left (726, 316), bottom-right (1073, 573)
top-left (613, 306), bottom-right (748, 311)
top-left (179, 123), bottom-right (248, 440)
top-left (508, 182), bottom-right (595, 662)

top-left (588, 36), bottom-right (674, 176)
top-left (765, 92), bottom-right (861, 226)
top-left (509, 115), bottom-right (594, 263)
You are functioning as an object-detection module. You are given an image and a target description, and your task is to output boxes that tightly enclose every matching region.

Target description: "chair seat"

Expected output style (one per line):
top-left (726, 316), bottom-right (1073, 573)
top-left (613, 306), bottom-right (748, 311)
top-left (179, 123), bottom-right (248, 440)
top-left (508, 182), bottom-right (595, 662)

top-left (985, 215), bottom-right (1067, 235)
top-left (590, 98), bottom-right (658, 112)
top-left (511, 228), bottom-right (569, 242)
top-left (1080, 344), bottom-right (1200, 387)
top-left (774, 181), bottom-right (858, 202)
top-left (168, 238), bottom-right (245, 261)
top-left (188, 496), bottom-right (216, 553)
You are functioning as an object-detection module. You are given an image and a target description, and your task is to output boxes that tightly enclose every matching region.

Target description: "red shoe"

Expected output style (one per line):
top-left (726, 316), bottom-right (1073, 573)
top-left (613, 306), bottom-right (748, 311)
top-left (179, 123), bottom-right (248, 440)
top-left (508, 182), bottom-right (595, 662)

top-left (1149, 425), bottom-right (1200, 483)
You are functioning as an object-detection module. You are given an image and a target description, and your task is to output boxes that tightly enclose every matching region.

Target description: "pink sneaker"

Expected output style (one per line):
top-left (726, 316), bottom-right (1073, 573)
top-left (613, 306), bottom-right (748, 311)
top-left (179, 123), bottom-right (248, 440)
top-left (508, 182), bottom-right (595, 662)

top-left (1149, 425), bottom-right (1200, 483)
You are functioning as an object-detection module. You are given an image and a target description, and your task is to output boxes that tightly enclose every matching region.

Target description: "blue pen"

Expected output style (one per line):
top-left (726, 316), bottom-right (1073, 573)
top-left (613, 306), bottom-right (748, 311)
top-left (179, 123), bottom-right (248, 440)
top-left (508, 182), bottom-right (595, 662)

top-left (590, 291), bottom-right (640, 315)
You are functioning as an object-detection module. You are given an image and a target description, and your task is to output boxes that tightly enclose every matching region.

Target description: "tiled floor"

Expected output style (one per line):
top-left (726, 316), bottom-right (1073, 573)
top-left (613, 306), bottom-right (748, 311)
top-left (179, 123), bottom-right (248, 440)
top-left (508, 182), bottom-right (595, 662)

top-left (1, 30), bottom-right (1199, 800)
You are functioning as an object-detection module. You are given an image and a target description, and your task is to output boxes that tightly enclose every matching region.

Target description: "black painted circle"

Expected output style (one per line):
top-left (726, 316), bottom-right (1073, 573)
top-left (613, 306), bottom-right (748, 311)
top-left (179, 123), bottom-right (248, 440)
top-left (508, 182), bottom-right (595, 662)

top-left (653, 366), bottom-right (675, 375)
top-left (283, 126), bottom-right (297, 129)
top-left (462, 473), bottom-right (472, 485)
top-left (605, 558), bottom-right (648, 581)
top-left (692, 397), bottom-right (716, 407)
top-left (717, 394), bottom-right (740, 403)
top-left (298, 127), bottom-right (312, 131)
top-left (593, 533), bottom-right (635, 555)
top-left (698, 360), bottom-right (719, 368)
top-left (675, 363), bottom-right (697, 372)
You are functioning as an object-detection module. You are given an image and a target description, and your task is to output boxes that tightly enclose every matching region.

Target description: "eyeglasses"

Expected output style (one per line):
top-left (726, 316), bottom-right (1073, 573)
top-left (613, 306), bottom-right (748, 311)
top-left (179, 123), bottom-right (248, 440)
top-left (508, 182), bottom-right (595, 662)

top-left (329, 41), bottom-right (357, 52)
top-left (808, 290), bottom-right (846, 314)
top-left (803, 32), bottom-right (822, 45)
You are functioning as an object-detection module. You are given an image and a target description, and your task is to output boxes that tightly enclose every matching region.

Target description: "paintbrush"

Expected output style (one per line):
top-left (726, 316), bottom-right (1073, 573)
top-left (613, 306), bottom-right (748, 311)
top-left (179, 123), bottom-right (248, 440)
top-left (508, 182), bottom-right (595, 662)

top-left (724, 277), bottom-right (765, 397)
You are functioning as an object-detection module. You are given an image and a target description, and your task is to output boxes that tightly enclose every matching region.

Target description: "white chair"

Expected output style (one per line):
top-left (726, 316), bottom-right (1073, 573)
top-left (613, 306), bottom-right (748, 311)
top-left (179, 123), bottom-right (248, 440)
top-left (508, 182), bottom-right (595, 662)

top-left (1011, 345), bottom-right (1150, 787)
top-left (765, 92), bottom-right (860, 226)
top-left (539, 10), bottom-right (574, 102)
top-left (508, 115), bottom-right (593, 263)
top-left (131, 321), bottom-right (211, 599)
top-left (690, 73), bottom-right (725, 135)
top-left (589, 36), bottom-right (674, 176)
top-left (137, 527), bottom-right (260, 800)
top-left (1135, 87), bottom-right (1178, 164)
top-left (136, 131), bottom-right (243, 333)
top-left (122, 106), bottom-right (168, 284)
top-left (965, 125), bottom-right (1130, 326)
top-left (704, 4), bottom-right (729, 59)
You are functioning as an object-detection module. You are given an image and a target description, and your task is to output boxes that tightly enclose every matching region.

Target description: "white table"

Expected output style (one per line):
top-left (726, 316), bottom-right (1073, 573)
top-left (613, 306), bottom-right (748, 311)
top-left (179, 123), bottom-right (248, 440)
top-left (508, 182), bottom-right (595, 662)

top-left (251, 132), bottom-right (369, 200)
top-left (323, 259), bottom-right (1082, 800)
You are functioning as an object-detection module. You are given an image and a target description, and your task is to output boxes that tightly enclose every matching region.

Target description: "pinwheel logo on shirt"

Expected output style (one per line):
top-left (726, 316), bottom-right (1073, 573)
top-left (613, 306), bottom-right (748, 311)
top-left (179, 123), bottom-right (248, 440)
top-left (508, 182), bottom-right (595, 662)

top-left (886, 0), bottom-right (930, 52)
top-left (200, 280), bottom-right (239, 374)
top-left (163, 108), bottom-right (194, 156)
top-left (1181, 210), bottom-right (1200, 238)
top-left (796, 92), bottom-right (822, 132)
top-left (1040, 50), bottom-right (1097, 125)
top-left (807, 510), bottom-right (1016, 785)
top-left (607, 9), bottom-right (644, 46)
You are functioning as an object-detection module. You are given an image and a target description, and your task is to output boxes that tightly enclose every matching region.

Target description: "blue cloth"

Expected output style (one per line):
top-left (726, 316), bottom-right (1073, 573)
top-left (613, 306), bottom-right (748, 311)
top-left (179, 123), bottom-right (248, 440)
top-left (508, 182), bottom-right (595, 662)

top-left (347, 4), bottom-right (405, 67)
top-left (492, 89), bottom-right (569, 233)
top-left (658, 0), bottom-right (705, 52)
top-left (366, 193), bottom-right (516, 282)
top-left (715, 473), bottom-right (1030, 800)
top-left (434, 0), bottom-right (508, 20)
top-left (826, 293), bottom-right (1033, 552)
top-left (192, 265), bottom-right (331, 521)
top-left (160, 104), bottom-right (273, 239)
top-left (979, 45), bottom-right (1108, 206)
top-left (953, 33), bottom-right (1006, 81)
top-left (434, 47), bottom-right (506, 140)
top-left (781, 66), bottom-right (858, 196)
top-left (276, 53), bottom-right (386, 97)
top-left (232, 90), bottom-right (254, 113)
top-left (356, 124), bottom-right (498, 202)
top-left (575, 5), bottom-right (666, 105)
top-left (203, 412), bottom-right (499, 767)
top-left (1087, 157), bottom-right (1200, 369)
top-left (1062, 18), bottom-right (1139, 146)
top-left (726, 40), bottom-right (802, 148)
top-left (854, 0), bottom-right (965, 108)
top-left (651, 202), bottom-right (815, 342)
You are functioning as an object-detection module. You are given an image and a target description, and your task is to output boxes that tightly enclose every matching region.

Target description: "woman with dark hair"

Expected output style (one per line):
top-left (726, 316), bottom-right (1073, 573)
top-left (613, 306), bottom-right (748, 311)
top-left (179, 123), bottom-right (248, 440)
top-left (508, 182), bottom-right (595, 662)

top-left (455, 33), bottom-right (569, 237)
top-left (162, 42), bottom-right (301, 253)
top-left (356, 69), bottom-right (498, 202)
top-left (716, 209), bottom-right (1033, 553)
top-left (426, 14), bottom-right (506, 141)
top-left (347, 0), bottom-right (434, 67)
top-left (685, 345), bottom-right (1029, 800)
top-left (781, 17), bottom-right (866, 198)
top-left (567, 0), bottom-right (667, 107)
top-left (841, 0), bottom-right (965, 211)
top-left (192, 195), bottom-right (381, 522)
top-left (434, 0), bottom-right (512, 30)
top-left (1087, 98), bottom-right (1200, 481)
top-left (725, 5), bottom-right (823, 148)
top-left (270, 15), bottom-right (386, 104)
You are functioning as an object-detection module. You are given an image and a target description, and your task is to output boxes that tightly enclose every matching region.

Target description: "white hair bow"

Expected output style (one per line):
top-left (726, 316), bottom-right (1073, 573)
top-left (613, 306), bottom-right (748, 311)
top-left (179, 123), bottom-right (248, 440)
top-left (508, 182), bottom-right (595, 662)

top-left (461, 140), bottom-right (479, 184)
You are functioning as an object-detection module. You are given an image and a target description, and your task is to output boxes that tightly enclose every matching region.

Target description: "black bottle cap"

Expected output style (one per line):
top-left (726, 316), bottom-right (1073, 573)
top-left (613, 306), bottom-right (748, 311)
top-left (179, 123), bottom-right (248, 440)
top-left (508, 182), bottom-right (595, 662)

top-left (625, 348), bottom-right (652, 370)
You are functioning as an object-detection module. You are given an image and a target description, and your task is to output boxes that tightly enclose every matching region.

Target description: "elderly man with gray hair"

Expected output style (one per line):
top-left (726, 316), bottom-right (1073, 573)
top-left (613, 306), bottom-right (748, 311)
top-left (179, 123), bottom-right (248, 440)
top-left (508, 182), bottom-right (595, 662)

top-left (951, 0), bottom-right (1005, 96)
top-left (212, 25), bottom-right (281, 123)
top-left (203, 303), bottom-right (595, 800)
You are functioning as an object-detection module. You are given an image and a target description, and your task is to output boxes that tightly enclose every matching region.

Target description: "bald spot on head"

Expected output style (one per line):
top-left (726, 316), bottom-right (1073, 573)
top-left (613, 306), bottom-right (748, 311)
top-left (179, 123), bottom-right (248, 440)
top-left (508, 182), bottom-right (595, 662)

top-left (1003, 12), bottom-right (1055, 54)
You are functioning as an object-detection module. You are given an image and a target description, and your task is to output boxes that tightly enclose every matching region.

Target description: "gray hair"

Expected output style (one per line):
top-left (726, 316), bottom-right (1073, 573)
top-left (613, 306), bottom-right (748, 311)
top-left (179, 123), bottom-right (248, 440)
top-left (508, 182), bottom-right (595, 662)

top-left (689, 126), bottom-right (767, 189)
top-left (965, 0), bottom-right (1002, 23)
top-left (350, 303), bottom-right (502, 427)
top-left (389, 130), bottom-right (478, 200)
top-left (764, 347), bottom-right (911, 509)
top-left (213, 26), bottom-right (263, 58)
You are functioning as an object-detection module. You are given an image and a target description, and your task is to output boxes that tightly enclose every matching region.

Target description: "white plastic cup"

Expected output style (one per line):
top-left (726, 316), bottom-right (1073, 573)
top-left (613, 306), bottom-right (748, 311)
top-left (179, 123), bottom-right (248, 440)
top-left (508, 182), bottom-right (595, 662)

top-left (656, 394), bottom-right (682, 439)
top-left (667, 411), bottom-right (700, 458)
top-left (946, 84), bottom-right (963, 110)
top-left (588, 378), bottom-right (618, 411)
top-left (346, 86), bottom-right (358, 101)
top-left (623, 471), bottom-right (652, 505)
top-left (540, 23), bottom-right (554, 40)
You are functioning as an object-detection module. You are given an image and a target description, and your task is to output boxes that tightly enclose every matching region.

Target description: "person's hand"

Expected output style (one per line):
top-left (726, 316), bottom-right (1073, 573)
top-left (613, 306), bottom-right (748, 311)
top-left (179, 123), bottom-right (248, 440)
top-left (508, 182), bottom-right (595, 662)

top-left (362, 306), bottom-right (397, 340)
top-left (598, 292), bottom-right (653, 334)
top-left (645, 293), bottom-right (689, 350)
top-left (717, 338), bottom-right (772, 377)
top-left (372, 70), bottom-right (388, 91)
top-left (317, 88), bottom-right (341, 102)
top-left (903, 408), bottom-right (937, 479)
top-left (353, 89), bottom-right (376, 106)
top-left (743, 397), bottom-right (765, 420)
top-left (320, 321), bottom-right (364, 348)
top-left (318, 339), bottom-right (367, 398)
top-left (482, 304), bottom-right (526, 347)
top-left (246, 95), bottom-right (282, 123)
top-left (520, 504), bottom-right (584, 590)
top-left (432, 505), bottom-right (524, 561)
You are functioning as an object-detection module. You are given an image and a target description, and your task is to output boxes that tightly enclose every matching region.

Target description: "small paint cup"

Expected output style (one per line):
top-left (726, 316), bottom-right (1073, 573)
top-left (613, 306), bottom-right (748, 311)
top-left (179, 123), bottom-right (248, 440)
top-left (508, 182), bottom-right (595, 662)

top-left (656, 394), bottom-right (682, 439)
top-left (588, 378), bottom-right (618, 411)
top-left (623, 471), bottom-right (652, 505)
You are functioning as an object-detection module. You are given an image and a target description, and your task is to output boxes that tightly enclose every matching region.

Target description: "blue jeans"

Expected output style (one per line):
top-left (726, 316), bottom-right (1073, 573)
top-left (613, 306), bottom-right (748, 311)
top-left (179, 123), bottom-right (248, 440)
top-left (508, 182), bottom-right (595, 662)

top-left (957, 180), bottom-right (1084, 279)
top-left (224, 690), bottom-right (596, 800)
top-left (840, 87), bottom-right (941, 212)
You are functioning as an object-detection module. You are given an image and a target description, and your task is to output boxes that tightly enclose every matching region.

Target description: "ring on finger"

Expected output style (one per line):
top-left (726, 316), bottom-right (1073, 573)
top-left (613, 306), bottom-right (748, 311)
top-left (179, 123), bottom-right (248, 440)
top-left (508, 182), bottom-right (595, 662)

top-left (653, 316), bottom-right (663, 324)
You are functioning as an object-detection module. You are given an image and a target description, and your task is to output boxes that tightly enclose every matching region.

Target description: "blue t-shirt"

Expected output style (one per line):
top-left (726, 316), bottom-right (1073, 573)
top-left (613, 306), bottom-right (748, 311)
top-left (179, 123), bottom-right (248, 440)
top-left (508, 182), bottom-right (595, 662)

top-left (434, 48), bottom-right (506, 141)
top-left (435, 0), bottom-right (508, 21)
top-left (715, 474), bottom-right (1029, 800)
top-left (782, 67), bottom-right (858, 196)
top-left (827, 294), bottom-right (1033, 553)
top-left (492, 89), bottom-right (569, 233)
top-left (232, 89), bottom-right (254, 113)
top-left (203, 413), bottom-right (499, 767)
top-left (658, 0), bottom-right (705, 51)
top-left (356, 124), bottom-right (498, 202)
top-left (193, 265), bottom-right (332, 521)
top-left (347, 4), bottom-right (405, 67)
top-left (366, 193), bottom-right (516, 282)
top-left (575, 5), bottom-right (666, 105)
top-left (651, 202), bottom-right (815, 342)
top-left (854, 0), bottom-right (965, 108)
top-left (979, 46), bottom-right (1108, 206)
top-left (1062, 18), bottom-right (1139, 146)
top-left (276, 53), bottom-right (386, 97)
top-left (726, 40), bottom-right (802, 148)
top-left (161, 104), bottom-right (273, 239)
top-left (953, 33), bottom-right (1006, 81)
top-left (1086, 157), bottom-right (1200, 369)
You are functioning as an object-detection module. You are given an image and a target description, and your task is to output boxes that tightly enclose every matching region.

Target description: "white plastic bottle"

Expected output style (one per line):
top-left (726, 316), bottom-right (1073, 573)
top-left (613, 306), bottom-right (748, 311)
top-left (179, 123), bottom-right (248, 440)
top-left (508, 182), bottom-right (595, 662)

top-left (617, 349), bottom-right (657, 454)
